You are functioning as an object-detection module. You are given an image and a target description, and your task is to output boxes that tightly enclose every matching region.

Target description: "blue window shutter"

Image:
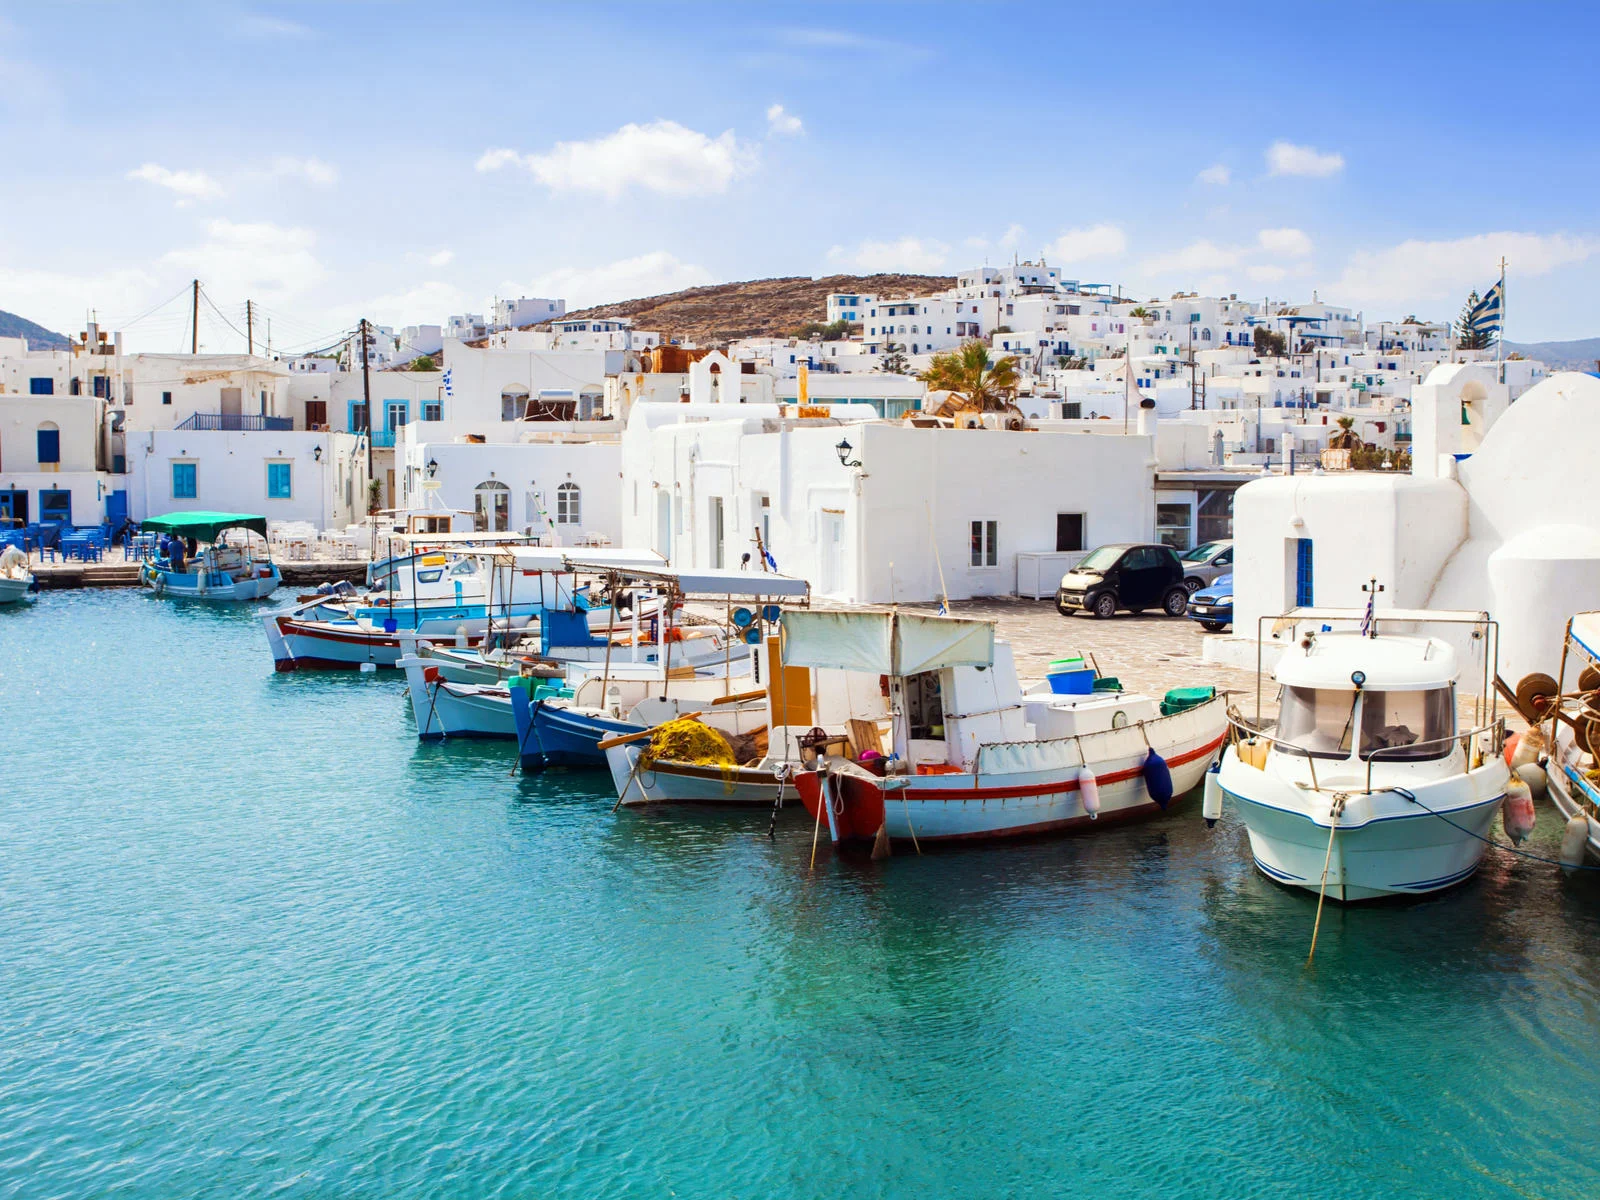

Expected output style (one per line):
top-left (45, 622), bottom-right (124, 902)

top-left (1295, 538), bottom-right (1314, 606)
top-left (172, 463), bottom-right (197, 499)
top-left (36, 428), bottom-right (60, 463)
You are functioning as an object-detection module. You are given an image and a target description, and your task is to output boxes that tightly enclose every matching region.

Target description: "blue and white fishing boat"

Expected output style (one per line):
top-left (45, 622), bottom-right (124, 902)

top-left (139, 512), bottom-right (280, 600)
top-left (1213, 599), bottom-right (1509, 901)
top-left (0, 544), bottom-right (35, 604)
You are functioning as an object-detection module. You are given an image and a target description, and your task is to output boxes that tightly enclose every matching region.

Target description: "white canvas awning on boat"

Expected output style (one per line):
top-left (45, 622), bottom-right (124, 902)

top-left (389, 530), bottom-right (538, 545)
top-left (498, 548), bottom-right (669, 572)
top-left (1571, 612), bottom-right (1600, 663)
top-left (780, 608), bottom-right (995, 675)
top-left (618, 567), bottom-right (809, 598)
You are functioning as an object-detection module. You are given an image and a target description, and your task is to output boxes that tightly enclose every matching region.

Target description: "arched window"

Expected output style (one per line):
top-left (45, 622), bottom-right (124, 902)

top-left (474, 480), bottom-right (510, 531)
top-left (501, 386), bottom-right (529, 421)
top-left (36, 420), bottom-right (60, 465)
top-left (556, 481), bottom-right (581, 525)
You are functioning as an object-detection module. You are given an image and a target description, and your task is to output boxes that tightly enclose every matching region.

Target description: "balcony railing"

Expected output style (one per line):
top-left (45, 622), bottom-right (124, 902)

top-left (176, 412), bottom-right (294, 432)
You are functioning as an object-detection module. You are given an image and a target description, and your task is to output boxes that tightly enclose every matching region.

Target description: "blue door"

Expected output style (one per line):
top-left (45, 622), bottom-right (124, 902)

top-left (106, 489), bottom-right (128, 531)
top-left (40, 489), bottom-right (71, 526)
top-left (0, 489), bottom-right (27, 523)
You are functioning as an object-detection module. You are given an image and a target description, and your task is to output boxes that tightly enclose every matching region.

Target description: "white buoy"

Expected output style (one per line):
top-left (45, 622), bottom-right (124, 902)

top-left (1078, 765), bottom-right (1100, 820)
top-left (1515, 761), bottom-right (1548, 799)
top-left (359, 661), bottom-right (377, 673)
top-left (1501, 777), bottom-right (1536, 845)
top-left (1560, 813), bottom-right (1589, 871)
top-left (1203, 763), bottom-right (1223, 828)
top-left (1511, 728), bottom-right (1545, 773)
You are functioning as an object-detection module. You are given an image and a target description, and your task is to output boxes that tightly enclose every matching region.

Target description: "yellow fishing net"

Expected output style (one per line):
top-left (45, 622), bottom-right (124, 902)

top-left (642, 718), bottom-right (736, 767)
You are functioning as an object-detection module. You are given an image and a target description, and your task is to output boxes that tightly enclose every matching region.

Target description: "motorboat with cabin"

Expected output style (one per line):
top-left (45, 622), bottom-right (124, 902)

top-left (1214, 599), bottom-right (1509, 901)
top-left (138, 512), bottom-right (280, 600)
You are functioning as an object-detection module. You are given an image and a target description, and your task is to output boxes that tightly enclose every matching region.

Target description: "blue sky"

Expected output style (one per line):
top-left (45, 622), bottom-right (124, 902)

top-left (2, 0), bottom-right (1596, 350)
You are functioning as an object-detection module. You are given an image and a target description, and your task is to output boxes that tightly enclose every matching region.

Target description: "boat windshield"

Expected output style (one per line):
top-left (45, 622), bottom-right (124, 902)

top-left (1359, 687), bottom-right (1456, 761)
top-left (1075, 545), bottom-right (1124, 572)
top-left (1275, 686), bottom-right (1359, 758)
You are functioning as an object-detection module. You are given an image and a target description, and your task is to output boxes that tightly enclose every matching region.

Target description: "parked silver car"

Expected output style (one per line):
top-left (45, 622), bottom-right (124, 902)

top-left (1178, 539), bottom-right (1234, 592)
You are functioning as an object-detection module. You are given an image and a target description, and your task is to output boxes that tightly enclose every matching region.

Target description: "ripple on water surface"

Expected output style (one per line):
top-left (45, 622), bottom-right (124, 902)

top-left (2, 591), bottom-right (1600, 1199)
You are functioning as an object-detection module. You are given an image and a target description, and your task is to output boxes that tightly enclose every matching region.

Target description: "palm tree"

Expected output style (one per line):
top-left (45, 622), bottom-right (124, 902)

top-left (1328, 416), bottom-right (1362, 450)
top-left (919, 341), bottom-right (1021, 414)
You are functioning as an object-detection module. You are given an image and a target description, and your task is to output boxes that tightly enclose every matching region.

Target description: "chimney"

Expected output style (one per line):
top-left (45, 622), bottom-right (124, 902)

top-left (1137, 397), bottom-right (1157, 437)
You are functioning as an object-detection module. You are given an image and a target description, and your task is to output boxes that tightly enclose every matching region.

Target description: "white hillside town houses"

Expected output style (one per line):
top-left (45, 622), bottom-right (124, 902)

top-left (1, 271), bottom-right (1552, 619)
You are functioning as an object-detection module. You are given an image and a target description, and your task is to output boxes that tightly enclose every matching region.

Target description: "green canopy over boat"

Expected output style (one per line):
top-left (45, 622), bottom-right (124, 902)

top-left (140, 511), bottom-right (269, 542)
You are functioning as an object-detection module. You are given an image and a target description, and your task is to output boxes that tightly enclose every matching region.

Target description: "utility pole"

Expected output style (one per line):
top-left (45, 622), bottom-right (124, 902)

top-left (1188, 323), bottom-right (1197, 409)
top-left (246, 300), bottom-right (254, 356)
top-left (360, 318), bottom-right (374, 481)
top-left (191, 279), bottom-right (200, 354)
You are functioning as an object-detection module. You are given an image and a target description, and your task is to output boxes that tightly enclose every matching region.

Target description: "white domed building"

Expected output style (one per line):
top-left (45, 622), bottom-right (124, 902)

top-left (1218, 367), bottom-right (1600, 683)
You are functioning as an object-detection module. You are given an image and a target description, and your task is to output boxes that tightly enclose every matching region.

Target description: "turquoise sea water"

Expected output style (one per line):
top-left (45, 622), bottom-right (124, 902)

top-left (3, 590), bottom-right (1599, 1199)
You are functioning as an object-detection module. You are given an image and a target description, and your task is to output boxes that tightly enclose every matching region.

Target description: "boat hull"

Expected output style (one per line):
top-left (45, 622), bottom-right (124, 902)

top-left (401, 659), bottom-right (519, 739)
top-left (1545, 728), bottom-right (1600, 863)
top-left (794, 707), bottom-right (1228, 845)
top-left (1219, 751), bottom-right (1509, 901)
top-left (142, 562), bottom-right (280, 600)
top-left (511, 691), bottom-right (642, 769)
top-left (0, 576), bottom-right (33, 604)
top-left (607, 744), bottom-right (784, 806)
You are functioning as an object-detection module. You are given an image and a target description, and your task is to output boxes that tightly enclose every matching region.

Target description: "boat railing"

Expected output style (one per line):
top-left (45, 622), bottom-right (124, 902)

top-left (1226, 713), bottom-right (1506, 795)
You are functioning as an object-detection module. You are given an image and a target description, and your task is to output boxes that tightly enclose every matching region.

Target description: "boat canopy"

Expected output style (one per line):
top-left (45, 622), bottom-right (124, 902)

top-left (388, 530), bottom-right (538, 547)
top-left (498, 548), bottom-right (669, 573)
top-left (781, 608), bottom-right (995, 675)
top-left (1274, 631), bottom-right (1459, 692)
top-left (141, 512), bottom-right (268, 542)
top-left (1570, 612), bottom-right (1600, 663)
top-left (585, 565), bottom-right (809, 598)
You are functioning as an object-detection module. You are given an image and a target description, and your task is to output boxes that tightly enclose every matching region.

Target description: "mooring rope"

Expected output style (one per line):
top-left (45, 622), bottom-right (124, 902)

top-left (1388, 786), bottom-right (1600, 871)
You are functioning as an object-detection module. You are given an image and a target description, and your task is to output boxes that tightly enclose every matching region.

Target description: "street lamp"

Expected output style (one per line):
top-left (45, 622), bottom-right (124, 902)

top-left (426, 458), bottom-right (439, 479)
top-left (835, 438), bottom-right (861, 468)
top-left (313, 445), bottom-right (323, 462)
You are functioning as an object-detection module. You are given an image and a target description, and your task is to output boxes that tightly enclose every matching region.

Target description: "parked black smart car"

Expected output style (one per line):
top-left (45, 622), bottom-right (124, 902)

top-left (1055, 543), bottom-right (1189, 619)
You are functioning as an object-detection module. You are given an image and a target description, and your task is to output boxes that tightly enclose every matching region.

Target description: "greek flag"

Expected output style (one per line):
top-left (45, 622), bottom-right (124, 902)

top-left (442, 368), bottom-right (453, 397)
top-left (1469, 281), bottom-right (1503, 337)
top-left (763, 547), bottom-right (778, 571)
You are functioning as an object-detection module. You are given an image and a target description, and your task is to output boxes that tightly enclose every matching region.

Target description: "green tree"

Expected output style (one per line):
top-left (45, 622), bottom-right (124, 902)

top-left (880, 342), bottom-right (909, 374)
top-left (1129, 306), bottom-right (1151, 318)
top-left (409, 354), bottom-right (436, 372)
top-left (919, 341), bottom-right (1021, 413)
top-left (1456, 291), bottom-right (1491, 350)
top-left (1253, 326), bottom-right (1287, 357)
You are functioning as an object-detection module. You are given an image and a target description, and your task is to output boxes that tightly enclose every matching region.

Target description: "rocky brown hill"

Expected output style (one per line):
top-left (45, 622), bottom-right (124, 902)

top-left (554, 273), bottom-right (955, 345)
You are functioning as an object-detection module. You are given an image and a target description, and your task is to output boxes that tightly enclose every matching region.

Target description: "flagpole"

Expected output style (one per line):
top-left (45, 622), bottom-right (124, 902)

top-left (1497, 256), bottom-right (1506, 364)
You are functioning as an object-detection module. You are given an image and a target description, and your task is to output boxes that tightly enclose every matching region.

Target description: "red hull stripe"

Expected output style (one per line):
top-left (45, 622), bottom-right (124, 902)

top-left (899, 732), bottom-right (1226, 800)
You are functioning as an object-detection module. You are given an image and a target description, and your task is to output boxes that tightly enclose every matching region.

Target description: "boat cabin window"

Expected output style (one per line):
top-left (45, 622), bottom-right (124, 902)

top-left (904, 671), bottom-right (945, 741)
top-left (415, 568), bottom-right (444, 584)
top-left (1359, 688), bottom-right (1455, 761)
top-left (1275, 686), bottom-right (1358, 758)
top-left (449, 559), bottom-right (477, 578)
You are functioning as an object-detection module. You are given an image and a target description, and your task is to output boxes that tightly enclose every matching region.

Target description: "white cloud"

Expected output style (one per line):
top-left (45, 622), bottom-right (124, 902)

top-left (269, 156), bottom-right (338, 186)
top-left (1333, 231), bottom-right (1598, 306)
top-left (1196, 164), bottom-right (1230, 186)
top-left (521, 251), bottom-right (715, 309)
top-left (475, 147), bottom-right (522, 172)
top-left (475, 121), bottom-right (756, 198)
top-left (1257, 227), bottom-right (1313, 258)
top-left (766, 104), bottom-right (803, 136)
top-left (235, 13), bottom-right (312, 38)
top-left (828, 237), bottom-right (950, 273)
top-left (426, 249), bottom-right (454, 268)
top-left (128, 162), bottom-right (225, 205)
top-left (1044, 223), bottom-right (1125, 262)
top-left (1247, 265), bottom-right (1288, 283)
top-left (355, 280), bottom-right (469, 330)
top-left (998, 223), bottom-right (1026, 250)
top-left (1142, 239), bottom-right (1239, 276)
top-left (162, 219), bottom-right (325, 302)
top-left (1266, 141), bottom-right (1344, 178)
top-left (0, 264), bottom-right (157, 335)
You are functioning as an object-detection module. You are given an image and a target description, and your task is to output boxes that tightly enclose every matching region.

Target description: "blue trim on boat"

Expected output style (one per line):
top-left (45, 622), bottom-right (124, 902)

top-left (1389, 862), bottom-right (1480, 891)
top-left (1225, 786), bottom-right (1504, 830)
top-left (1253, 857), bottom-right (1306, 882)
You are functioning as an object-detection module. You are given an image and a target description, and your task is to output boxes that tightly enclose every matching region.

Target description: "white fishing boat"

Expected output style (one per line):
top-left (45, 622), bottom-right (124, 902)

top-left (1527, 611), bottom-right (1600, 865)
top-left (1214, 599), bottom-right (1509, 901)
top-left (781, 609), bottom-right (1227, 845)
top-left (139, 513), bottom-right (280, 600)
top-left (0, 544), bottom-right (34, 604)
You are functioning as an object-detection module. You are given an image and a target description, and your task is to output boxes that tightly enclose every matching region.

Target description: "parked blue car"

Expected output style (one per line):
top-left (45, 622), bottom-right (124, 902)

top-left (1187, 572), bottom-right (1233, 632)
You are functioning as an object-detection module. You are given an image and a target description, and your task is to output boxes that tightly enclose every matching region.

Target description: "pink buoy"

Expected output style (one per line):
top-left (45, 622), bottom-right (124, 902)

top-left (1502, 777), bottom-right (1536, 846)
top-left (1078, 765), bottom-right (1100, 820)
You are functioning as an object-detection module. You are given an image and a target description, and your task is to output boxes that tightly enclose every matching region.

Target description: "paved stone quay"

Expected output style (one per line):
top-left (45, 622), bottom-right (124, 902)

top-left (902, 597), bottom-right (1258, 701)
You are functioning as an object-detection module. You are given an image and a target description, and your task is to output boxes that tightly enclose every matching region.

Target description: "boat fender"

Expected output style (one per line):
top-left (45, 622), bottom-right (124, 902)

top-left (1501, 777), bottom-right (1536, 846)
top-left (1515, 761), bottom-right (1547, 800)
top-left (1560, 813), bottom-right (1589, 871)
top-left (1502, 732), bottom-right (1520, 768)
top-left (455, 623), bottom-right (469, 648)
top-left (1077, 766), bottom-right (1099, 820)
top-left (1142, 748), bottom-right (1173, 810)
top-left (1202, 760), bottom-right (1223, 828)
top-left (1511, 728), bottom-right (1545, 773)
